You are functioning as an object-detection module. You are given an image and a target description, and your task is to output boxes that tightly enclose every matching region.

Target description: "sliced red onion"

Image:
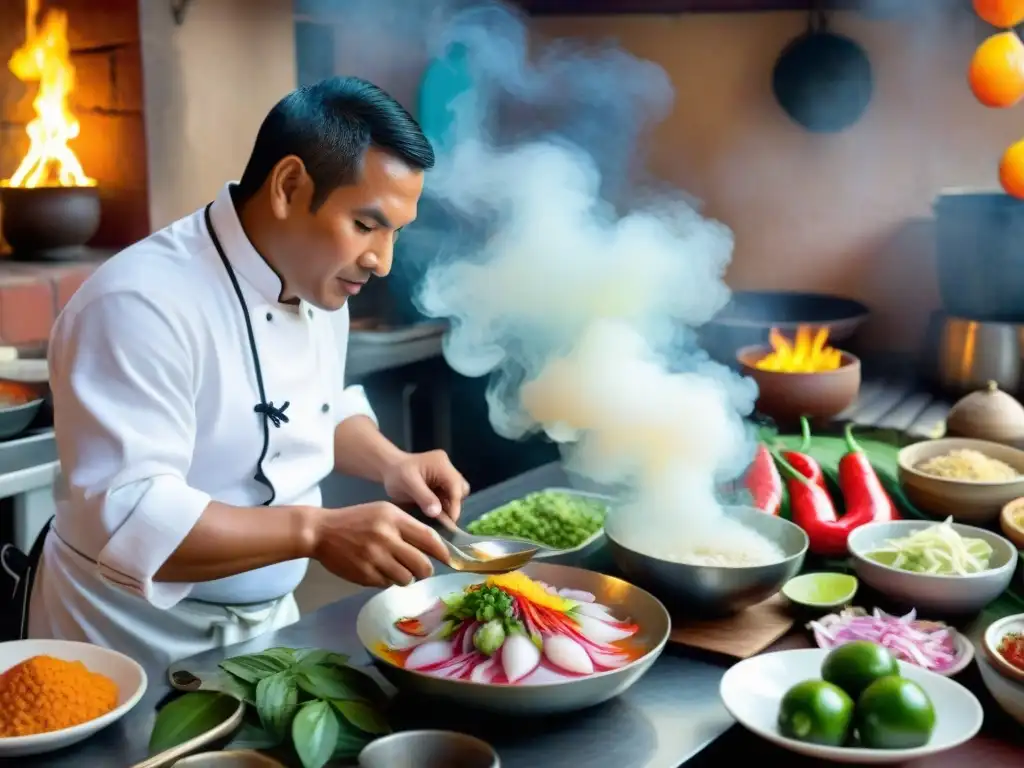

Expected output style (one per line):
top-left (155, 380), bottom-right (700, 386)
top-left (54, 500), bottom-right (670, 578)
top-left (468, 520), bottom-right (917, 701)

top-left (807, 607), bottom-right (961, 672)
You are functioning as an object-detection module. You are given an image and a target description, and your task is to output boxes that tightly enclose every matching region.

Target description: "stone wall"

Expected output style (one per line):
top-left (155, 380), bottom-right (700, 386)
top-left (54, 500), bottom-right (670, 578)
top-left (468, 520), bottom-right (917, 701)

top-left (0, 0), bottom-right (145, 344)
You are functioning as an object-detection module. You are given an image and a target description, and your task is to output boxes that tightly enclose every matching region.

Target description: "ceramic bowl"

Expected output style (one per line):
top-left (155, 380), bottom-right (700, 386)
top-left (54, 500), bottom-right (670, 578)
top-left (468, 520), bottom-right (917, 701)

top-left (897, 438), bottom-right (1024, 524)
top-left (977, 653), bottom-right (1024, 727)
top-left (982, 613), bottom-right (1024, 684)
top-left (999, 497), bottom-right (1024, 549)
top-left (846, 520), bottom-right (1017, 615)
top-left (0, 639), bottom-right (147, 758)
top-left (358, 731), bottom-right (500, 768)
top-left (720, 648), bottom-right (983, 764)
top-left (737, 345), bottom-right (860, 424)
top-left (781, 572), bottom-right (858, 610)
top-left (606, 505), bottom-right (808, 616)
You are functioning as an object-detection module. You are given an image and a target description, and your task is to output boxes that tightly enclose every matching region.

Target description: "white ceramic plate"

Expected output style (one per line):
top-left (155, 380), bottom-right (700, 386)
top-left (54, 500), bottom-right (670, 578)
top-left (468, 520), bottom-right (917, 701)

top-left (0, 639), bottom-right (147, 757)
top-left (720, 648), bottom-right (983, 764)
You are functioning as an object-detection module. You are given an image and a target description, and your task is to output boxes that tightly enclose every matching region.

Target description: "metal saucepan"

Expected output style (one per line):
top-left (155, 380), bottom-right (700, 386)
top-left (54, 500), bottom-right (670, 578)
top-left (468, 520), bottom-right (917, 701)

top-left (356, 562), bottom-right (670, 716)
top-left (697, 290), bottom-right (869, 366)
top-left (772, 5), bottom-right (873, 133)
top-left (923, 312), bottom-right (1024, 397)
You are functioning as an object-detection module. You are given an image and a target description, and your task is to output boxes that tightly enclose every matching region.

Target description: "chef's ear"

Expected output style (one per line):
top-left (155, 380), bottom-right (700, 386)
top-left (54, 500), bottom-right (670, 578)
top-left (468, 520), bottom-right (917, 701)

top-left (267, 155), bottom-right (311, 220)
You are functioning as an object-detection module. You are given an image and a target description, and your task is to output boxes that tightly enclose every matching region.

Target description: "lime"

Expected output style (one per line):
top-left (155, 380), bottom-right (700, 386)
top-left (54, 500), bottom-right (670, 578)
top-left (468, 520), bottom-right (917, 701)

top-left (821, 641), bottom-right (899, 700)
top-left (777, 680), bottom-right (854, 746)
top-left (855, 676), bottom-right (936, 749)
top-left (782, 573), bottom-right (858, 608)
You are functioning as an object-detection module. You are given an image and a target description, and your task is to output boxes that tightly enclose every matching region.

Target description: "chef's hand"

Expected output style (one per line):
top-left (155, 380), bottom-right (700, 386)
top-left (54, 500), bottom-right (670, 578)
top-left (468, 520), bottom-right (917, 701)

top-left (313, 501), bottom-right (451, 588)
top-left (382, 449), bottom-right (470, 523)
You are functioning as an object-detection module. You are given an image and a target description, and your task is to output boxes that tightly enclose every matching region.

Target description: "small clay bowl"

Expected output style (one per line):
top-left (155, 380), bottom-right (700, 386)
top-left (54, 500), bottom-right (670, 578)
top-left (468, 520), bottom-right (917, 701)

top-left (1001, 497), bottom-right (1024, 549)
top-left (737, 345), bottom-right (861, 425)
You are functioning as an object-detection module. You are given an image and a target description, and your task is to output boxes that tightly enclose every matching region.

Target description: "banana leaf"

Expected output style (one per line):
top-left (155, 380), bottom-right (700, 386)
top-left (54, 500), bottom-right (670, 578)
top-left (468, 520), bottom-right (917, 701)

top-left (759, 424), bottom-right (1024, 627)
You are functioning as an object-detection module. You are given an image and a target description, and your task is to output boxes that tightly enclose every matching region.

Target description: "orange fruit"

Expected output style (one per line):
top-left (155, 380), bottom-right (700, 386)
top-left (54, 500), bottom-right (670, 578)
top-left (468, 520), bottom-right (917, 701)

top-left (974, 0), bottom-right (1024, 28)
top-left (969, 31), bottom-right (1024, 107)
top-left (999, 138), bottom-right (1024, 198)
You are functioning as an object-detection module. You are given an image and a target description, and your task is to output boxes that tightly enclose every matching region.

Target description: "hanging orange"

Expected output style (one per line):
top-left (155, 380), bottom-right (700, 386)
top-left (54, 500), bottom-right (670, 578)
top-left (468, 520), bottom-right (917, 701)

top-left (974, 0), bottom-right (1024, 29)
top-left (969, 31), bottom-right (1024, 107)
top-left (999, 138), bottom-right (1024, 198)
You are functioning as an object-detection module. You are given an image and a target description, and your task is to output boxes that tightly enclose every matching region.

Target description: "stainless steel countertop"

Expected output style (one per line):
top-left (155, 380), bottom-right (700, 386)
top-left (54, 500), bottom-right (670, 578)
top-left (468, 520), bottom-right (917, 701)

top-left (22, 462), bottom-right (734, 768)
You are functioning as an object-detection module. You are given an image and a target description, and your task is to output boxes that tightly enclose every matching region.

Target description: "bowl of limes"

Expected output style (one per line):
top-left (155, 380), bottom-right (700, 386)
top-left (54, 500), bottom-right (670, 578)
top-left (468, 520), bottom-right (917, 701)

top-left (719, 642), bottom-right (983, 763)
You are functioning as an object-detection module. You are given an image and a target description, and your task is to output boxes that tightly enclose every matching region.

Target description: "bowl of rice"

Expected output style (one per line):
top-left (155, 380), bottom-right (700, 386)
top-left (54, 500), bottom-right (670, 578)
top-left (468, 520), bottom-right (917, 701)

top-left (605, 505), bottom-right (809, 617)
top-left (897, 438), bottom-right (1024, 525)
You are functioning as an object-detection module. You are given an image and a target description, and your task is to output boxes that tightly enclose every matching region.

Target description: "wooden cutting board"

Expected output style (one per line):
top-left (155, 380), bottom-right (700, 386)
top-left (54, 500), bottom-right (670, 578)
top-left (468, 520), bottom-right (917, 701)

top-left (669, 594), bottom-right (796, 658)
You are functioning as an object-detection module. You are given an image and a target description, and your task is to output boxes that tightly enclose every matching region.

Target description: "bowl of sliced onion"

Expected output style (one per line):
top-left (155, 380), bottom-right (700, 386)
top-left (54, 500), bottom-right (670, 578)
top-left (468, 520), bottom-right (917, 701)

top-left (807, 606), bottom-right (974, 677)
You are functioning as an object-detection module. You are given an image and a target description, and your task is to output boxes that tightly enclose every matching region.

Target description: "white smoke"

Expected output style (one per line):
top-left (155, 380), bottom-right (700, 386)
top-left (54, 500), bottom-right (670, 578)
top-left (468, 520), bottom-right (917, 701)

top-left (410, 3), bottom-right (761, 552)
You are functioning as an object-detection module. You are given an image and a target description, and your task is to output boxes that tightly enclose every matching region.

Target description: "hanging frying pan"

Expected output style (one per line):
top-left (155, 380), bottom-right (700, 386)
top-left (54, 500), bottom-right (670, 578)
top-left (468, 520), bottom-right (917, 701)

top-left (772, 5), bottom-right (873, 133)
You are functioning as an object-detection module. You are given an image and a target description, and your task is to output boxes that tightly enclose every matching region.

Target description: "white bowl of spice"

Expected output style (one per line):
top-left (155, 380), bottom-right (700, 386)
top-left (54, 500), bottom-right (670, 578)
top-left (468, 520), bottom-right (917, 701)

top-left (897, 437), bottom-right (1024, 524)
top-left (0, 639), bottom-right (147, 757)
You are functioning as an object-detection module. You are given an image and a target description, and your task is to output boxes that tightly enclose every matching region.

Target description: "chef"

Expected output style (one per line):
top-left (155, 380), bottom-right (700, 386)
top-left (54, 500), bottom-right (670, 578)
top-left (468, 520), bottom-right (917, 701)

top-left (27, 77), bottom-right (469, 671)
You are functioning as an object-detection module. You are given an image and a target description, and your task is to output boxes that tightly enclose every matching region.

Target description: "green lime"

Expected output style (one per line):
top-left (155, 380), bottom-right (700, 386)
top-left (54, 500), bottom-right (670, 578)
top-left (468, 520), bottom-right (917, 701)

top-left (855, 676), bottom-right (936, 750)
top-left (821, 641), bottom-right (899, 700)
top-left (777, 680), bottom-right (854, 746)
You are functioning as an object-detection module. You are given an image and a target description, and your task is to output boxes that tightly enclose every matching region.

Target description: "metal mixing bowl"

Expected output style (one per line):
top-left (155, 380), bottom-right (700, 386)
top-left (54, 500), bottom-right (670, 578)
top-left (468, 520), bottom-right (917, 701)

top-left (356, 563), bottom-right (670, 716)
top-left (605, 505), bottom-right (808, 616)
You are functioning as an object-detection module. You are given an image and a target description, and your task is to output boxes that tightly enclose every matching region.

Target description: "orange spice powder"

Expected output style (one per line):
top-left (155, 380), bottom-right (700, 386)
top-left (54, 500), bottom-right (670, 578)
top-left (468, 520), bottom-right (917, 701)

top-left (0, 655), bottom-right (119, 737)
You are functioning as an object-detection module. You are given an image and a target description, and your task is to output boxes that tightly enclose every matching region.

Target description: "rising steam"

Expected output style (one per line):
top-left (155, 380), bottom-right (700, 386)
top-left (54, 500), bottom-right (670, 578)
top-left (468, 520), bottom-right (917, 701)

top-left (411, 3), bottom-right (761, 552)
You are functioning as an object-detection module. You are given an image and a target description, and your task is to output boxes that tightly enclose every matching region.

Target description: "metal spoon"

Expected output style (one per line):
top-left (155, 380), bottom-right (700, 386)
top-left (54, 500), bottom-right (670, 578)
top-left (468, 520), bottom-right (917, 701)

top-left (405, 506), bottom-right (540, 574)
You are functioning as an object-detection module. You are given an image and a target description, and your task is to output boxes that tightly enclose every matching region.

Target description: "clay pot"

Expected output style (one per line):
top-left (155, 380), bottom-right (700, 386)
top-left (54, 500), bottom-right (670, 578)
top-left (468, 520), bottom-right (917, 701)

top-left (946, 380), bottom-right (1024, 447)
top-left (737, 345), bottom-right (861, 426)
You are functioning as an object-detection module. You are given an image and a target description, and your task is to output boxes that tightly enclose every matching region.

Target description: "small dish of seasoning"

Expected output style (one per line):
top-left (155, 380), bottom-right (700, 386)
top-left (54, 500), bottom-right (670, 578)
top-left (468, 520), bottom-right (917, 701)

top-left (983, 613), bottom-right (1024, 685)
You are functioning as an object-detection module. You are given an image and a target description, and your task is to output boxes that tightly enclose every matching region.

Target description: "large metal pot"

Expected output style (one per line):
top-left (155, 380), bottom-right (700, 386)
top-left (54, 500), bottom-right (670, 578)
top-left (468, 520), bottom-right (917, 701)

top-left (924, 312), bottom-right (1024, 397)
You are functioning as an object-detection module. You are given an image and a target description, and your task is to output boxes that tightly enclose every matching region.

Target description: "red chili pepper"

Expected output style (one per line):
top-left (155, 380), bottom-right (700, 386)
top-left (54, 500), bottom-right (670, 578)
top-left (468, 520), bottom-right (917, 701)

top-left (746, 443), bottom-right (783, 515)
top-left (775, 451), bottom-right (865, 557)
top-left (782, 416), bottom-right (828, 491)
top-left (841, 423), bottom-right (900, 522)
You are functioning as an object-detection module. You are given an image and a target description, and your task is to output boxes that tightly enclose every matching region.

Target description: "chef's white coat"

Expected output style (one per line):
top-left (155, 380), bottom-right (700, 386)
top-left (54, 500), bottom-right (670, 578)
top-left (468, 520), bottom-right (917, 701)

top-left (28, 183), bottom-right (377, 671)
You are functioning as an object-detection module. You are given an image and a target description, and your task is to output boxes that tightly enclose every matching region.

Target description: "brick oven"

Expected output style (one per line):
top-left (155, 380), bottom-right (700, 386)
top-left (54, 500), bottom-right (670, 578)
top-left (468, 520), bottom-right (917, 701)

top-left (0, 0), bottom-right (145, 346)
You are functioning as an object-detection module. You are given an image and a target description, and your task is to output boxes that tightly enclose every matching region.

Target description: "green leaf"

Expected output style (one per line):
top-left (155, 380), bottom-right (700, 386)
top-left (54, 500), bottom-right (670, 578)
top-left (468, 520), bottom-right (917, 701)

top-left (227, 717), bottom-right (281, 750)
top-left (256, 670), bottom-right (299, 740)
top-left (219, 651), bottom-right (291, 684)
top-left (333, 725), bottom-right (372, 760)
top-left (294, 648), bottom-right (349, 668)
top-left (331, 699), bottom-right (390, 735)
top-left (148, 692), bottom-right (239, 755)
top-left (262, 647), bottom-right (299, 666)
top-left (296, 667), bottom-right (372, 704)
top-left (292, 700), bottom-right (341, 768)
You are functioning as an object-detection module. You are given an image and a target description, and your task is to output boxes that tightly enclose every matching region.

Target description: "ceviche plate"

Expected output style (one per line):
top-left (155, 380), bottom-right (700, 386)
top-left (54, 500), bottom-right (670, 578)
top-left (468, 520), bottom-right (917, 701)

top-left (356, 562), bottom-right (671, 716)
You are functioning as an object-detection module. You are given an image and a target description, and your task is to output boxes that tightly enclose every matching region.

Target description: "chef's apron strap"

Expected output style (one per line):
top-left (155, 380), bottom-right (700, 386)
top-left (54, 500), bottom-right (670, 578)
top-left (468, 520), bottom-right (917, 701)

top-left (0, 515), bottom-right (52, 641)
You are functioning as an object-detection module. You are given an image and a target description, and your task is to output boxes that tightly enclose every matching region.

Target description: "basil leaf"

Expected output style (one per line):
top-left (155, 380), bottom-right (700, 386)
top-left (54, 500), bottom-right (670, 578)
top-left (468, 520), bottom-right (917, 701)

top-left (297, 665), bottom-right (365, 701)
top-left (262, 647), bottom-right (298, 666)
top-left (332, 724), bottom-right (372, 759)
top-left (255, 670), bottom-right (299, 740)
top-left (331, 699), bottom-right (389, 735)
top-left (148, 692), bottom-right (239, 755)
top-left (227, 717), bottom-right (281, 750)
top-left (295, 648), bottom-right (349, 668)
top-left (292, 700), bottom-right (340, 768)
top-left (219, 651), bottom-right (290, 683)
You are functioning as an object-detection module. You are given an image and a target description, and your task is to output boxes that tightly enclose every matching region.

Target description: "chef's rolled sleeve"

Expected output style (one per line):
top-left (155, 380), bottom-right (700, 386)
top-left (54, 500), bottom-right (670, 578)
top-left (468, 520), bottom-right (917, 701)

top-left (333, 383), bottom-right (377, 426)
top-left (51, 291), bottom-right (212, 609)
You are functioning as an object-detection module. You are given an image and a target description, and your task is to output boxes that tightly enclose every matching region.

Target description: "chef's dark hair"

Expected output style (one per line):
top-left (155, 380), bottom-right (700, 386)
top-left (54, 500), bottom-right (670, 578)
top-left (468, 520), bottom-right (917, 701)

top-left (236, 76), bottom-right (434, 212)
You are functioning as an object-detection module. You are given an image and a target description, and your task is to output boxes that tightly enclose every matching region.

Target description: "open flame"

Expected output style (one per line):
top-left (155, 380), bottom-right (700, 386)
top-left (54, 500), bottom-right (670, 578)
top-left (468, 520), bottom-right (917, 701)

top-left (2, 0), bottom-right (94, 189)
top-left (755, 326), bottom-right (844, 373)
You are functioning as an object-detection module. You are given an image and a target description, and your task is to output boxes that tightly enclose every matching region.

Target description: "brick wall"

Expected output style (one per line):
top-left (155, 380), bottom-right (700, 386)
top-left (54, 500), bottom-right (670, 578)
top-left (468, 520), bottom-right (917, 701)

top-left (0, 0), bottom-right (147, 249)
top-left (0, 0), bottom-right (146, 345)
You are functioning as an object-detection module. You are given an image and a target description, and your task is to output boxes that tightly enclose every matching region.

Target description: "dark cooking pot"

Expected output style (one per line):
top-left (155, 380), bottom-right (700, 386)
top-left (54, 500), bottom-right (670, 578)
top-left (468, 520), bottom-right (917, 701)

top-left (772, 8), bottom-right (873, 133)
top-left (698, 290), bottom-right (870, 367)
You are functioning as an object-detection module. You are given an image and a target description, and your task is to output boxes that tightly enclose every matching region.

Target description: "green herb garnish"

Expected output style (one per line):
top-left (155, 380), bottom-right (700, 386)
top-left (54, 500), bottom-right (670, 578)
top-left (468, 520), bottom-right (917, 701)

top-left (148, 647), bottom-right (389, 768)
